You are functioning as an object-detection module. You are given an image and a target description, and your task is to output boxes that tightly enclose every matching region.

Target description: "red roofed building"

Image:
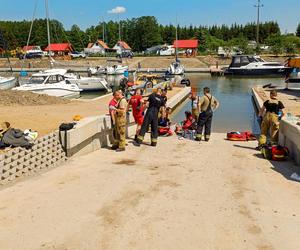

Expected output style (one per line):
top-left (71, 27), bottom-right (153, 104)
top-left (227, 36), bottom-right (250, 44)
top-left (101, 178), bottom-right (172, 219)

top-left (173, 40), bottom-right (199, 57)
top-left (44, 43), bottom-right (74, 56)
top-left (113, 41), bottom-right (132, 54)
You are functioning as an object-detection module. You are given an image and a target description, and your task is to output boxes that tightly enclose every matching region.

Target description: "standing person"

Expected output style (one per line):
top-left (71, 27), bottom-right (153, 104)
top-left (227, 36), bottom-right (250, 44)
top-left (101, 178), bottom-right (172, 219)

top-left (190, 92), bottom-right (200, 121)
top-left (108, 92), bottom-right (118, 140)
top-left (127, 88), bottom-right (145, 141)
top-left (111, 90), bottom-right (128, 152)
top-left (161, 89), bottom-right (168, 108)
top-left (258, 90), bottom-right (285, 148)
top-left (136, 88), bottom-right (163, 147)
top-left (195, 87), bottom-right (219, 142)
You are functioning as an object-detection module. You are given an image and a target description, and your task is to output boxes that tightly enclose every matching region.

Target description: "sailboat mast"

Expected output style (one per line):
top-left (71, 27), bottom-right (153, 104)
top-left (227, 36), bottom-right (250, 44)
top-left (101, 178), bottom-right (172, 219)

top-left (175, 15), bottom-right (178, 61)
top-left (45, 0), bottom-right (52, 66)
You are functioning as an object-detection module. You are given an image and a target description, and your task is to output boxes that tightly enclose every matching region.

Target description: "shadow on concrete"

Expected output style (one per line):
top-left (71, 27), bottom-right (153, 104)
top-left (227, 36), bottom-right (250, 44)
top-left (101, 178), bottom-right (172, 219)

top-left (269, 160), bottom-right (300, 183)
top-left (233, 144), bottom-right (258, 151)
top-left (276, 88), bottom-right (300, 100)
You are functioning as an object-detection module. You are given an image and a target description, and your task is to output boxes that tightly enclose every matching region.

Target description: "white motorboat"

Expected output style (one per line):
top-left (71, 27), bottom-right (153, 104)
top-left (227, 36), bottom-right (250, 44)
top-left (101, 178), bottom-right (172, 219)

top-left (14, 69), bottom-right (82, 98)
top-left (224, 55), bottom-right (291, 76)
top-left (64, 72), bottom-right (109, 91)
top-left (0, 76), bottom-right (17, 90)
top-left (87, 66), bottom-right (106, 75)
top-left (106, 65), bottom-right (129, 75)
top-left (167, 61), bottom-right (185, 75)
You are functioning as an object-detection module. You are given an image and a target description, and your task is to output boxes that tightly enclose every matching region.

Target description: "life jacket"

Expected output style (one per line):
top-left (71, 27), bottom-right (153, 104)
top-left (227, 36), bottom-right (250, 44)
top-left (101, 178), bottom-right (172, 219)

top-left (158, 127), bottom-right (173, 136)
top-left (227, 131), bottom-right (256, 141)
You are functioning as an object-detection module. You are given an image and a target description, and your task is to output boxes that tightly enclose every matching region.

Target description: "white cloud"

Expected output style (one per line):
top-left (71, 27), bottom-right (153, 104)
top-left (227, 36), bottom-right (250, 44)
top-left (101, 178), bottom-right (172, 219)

top-left (108, 6), bottom-right (126, 14)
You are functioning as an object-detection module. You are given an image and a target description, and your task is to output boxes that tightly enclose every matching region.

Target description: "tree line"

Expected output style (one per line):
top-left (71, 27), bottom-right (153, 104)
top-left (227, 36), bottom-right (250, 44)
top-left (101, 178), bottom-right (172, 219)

top-left (0, 16), bottom-right (299, 53)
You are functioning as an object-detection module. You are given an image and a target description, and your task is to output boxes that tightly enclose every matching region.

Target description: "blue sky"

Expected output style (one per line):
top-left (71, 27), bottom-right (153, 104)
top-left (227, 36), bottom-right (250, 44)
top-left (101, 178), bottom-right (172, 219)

top-left (1, 0), bottom-right (299, 33)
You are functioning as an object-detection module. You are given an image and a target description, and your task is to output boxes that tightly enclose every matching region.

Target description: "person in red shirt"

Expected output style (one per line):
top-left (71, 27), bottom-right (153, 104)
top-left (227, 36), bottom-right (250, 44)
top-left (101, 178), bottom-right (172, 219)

top-left (127, 89), bottom-right (145, 141)
top-left (175, 111), bottom-right (195, 134)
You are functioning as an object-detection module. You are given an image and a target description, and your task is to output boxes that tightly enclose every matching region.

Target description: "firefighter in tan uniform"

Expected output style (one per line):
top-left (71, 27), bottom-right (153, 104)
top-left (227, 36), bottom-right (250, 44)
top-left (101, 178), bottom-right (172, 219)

top-left (195, 87), bottom-right (219, 142)
top-left (258, 90), bottom-right (285, 147)
top-left (111, 90), bottom-right (128, 152)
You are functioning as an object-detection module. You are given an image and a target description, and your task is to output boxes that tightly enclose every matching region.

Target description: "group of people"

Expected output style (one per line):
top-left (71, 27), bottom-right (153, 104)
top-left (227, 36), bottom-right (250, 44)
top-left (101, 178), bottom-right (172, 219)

top-left (108, 86), bottom-right (221, 152)
top-left (108, 87), bottom-right (168, 151)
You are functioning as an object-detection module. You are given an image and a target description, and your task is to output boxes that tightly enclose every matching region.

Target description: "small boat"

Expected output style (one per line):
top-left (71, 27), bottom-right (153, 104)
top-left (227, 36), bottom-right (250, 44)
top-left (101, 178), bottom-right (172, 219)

top-left (167, 61), bottom-right (185, 75)
top-left (286, 57), bottom-right (300, 83)
top-left (224, 55), bottom-right (291, 77)
top-left (287, 70), bottom-right (300, 83)
top-left (14, 69), bottom-right (82, 98)
top-left (106, 64), bottom-right (129, 75)
top-left (87, 66), bottom-right (106, 75)
top-left (64, 72), bottom-right (109, 91)
top-left (0, 76), bottom-right (17, 90)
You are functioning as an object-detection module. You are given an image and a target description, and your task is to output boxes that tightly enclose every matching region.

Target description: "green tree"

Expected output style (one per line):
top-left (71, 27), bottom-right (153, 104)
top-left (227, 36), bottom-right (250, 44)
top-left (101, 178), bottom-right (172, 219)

top-left (297, 23), bottom-right (300, 37)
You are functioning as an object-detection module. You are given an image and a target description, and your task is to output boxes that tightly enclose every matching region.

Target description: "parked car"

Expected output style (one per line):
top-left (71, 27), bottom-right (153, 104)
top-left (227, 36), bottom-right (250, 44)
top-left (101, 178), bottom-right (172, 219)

top-left (19, 52), bottom-right (43, 60)
top-left (144, 45), bottom-right (163, 55)
top-left (116, 51), bottom-right (134, 59)
top-left (158, 45), bottom-right (175, 56)
top-left (70, 51), bottom-right (86, 59)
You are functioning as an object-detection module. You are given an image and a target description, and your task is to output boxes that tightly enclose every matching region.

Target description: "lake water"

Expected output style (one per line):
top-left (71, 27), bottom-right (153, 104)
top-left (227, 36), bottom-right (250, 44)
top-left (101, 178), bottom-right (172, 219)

top-left (171, 74), bottom-right (286, 133)
top-left (80, 73), bottom-right (287, 133)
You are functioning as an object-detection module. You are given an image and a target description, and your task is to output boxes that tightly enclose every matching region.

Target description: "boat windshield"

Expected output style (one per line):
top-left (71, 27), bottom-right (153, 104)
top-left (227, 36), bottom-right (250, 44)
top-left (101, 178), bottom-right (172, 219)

top-left (254, 57), bottom-right (265, 62)
top-left (46, 75), bottom-right (65, 84)
top-left (29, 76), bottom-right (46, 84)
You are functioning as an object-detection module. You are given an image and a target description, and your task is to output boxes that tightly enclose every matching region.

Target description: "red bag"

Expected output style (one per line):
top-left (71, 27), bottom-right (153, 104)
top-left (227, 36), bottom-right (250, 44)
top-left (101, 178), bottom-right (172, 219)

top-left (271, 146), bottom-right (289, 161)
top-left (227, 131), bottom-right (256, 141)
top-left (159, 127), bottom-right (173, 136)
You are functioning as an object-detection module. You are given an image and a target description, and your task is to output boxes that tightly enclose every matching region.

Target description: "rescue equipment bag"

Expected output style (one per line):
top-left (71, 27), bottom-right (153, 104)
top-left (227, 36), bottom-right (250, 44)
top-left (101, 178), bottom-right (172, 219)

top-left (227, 131), bottom-right (256, 141)
top-left (158, 127), bottom-right (173, 136)
top-left (261, 145), bottom-right (289, 161)
top-left (271, 145), bottom-right (289, 161)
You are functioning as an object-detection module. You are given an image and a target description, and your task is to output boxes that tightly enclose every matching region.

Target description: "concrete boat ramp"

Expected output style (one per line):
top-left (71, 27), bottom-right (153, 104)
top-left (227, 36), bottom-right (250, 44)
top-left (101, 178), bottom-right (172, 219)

top-left (0, 134), bottom-right (300, 250)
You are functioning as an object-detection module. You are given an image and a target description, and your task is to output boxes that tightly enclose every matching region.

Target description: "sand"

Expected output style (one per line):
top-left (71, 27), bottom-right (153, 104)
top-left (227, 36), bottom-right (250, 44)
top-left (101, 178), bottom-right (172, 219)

top-left (0, 87), bottom-right (182, 136)
top-left (0, 134), bottom-right (299, 250)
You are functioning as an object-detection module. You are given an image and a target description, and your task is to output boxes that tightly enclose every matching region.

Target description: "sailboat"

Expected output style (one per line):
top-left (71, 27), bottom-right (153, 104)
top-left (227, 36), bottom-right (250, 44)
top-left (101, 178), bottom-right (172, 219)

top-left (167, 21), bottom-right (185, 75)
top-left (14, 0), bottom-right (82, 97)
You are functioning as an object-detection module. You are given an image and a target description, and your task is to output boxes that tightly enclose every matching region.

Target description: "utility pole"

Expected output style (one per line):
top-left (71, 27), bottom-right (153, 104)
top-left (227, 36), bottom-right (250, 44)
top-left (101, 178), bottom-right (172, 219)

top-left (254, 0), bottom-right (263, 48)
top-left (102, 18), bottom-right (105, 43)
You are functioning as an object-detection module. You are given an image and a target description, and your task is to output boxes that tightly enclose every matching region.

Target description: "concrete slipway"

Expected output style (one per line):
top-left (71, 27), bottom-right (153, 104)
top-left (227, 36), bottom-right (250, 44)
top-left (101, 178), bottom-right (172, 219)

top-left (0, 87), bottom-right (300, 250)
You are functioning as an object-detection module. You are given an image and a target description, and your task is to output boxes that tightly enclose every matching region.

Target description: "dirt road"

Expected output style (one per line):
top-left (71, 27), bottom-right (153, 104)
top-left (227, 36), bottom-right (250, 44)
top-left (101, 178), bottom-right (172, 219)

top-left (0, 134), bottom-right (299, 250)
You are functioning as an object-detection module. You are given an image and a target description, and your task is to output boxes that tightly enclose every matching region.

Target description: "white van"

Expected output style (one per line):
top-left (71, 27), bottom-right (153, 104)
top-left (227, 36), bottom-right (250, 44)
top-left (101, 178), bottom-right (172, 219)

top-left (158, 45), bottom-right (175, 56)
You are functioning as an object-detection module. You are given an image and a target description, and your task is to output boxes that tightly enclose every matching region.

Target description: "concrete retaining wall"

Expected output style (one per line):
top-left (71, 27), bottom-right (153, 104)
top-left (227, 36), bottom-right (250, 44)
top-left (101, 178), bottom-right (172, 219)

top-left (65, 87), bottom-right (191, 157)
top-left (252, 88), bottom-right (300, 166)
top-left (0, 132), bottom-right (67, 185)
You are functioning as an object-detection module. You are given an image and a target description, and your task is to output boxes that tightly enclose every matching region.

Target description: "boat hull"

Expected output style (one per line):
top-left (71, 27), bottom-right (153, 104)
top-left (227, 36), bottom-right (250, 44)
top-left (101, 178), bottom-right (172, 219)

top-left (224, 67), bottom-right (292, 77)
top-left (14, 85), bottom-right (81, 98)
top-left (68, 78), bottom-right (108, 91)
top-left (0, 77), bottom-right (17, 90)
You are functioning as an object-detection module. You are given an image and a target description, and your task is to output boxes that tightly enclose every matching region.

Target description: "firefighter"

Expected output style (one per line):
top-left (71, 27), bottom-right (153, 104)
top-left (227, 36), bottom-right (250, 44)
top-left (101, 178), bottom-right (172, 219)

top-left (190, 92), bottom-right (200, 120)
top-left (136, 88), bottom-right (163, 147)
top-left (111, 90), bottom-right (128, 152)
top-left (258, 90), bottom-right (285, 148)
top-left (195, 87), bottom-right (219, 142)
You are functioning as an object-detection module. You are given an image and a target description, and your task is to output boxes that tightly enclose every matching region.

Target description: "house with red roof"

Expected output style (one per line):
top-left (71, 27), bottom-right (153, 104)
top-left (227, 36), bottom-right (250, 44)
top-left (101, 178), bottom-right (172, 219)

top-left (84, 40), bottom-right (110, 55)
top-left (113, 41), bottom-right (132, 54)
top-left (173, 40), bottom-right (199, 57)
top-left (44, 43), bottom-right (74, 56)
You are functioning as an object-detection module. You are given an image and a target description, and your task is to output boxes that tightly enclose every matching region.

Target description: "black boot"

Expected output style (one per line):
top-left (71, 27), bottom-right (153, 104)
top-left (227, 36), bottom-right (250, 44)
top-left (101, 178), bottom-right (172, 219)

top-left (151, 141), bottom-right (157, 147)
top-left (134, 135), bottom-right (138, 141)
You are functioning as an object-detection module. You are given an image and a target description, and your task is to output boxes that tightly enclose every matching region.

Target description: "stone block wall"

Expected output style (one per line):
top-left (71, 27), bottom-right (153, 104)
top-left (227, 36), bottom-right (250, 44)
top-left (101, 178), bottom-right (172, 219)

top-left (0, 132), bottom-right (67, 185)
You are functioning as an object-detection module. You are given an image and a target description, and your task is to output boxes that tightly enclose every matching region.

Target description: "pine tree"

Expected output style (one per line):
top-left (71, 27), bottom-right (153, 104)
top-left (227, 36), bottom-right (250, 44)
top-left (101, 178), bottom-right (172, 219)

top-left (297, 23), bottom-right (300, 37)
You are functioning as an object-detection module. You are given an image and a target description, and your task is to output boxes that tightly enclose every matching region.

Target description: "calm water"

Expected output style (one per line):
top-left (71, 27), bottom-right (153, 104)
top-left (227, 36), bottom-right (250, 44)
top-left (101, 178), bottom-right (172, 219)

top-left (172, 74), bottom-right (286, 133)
top-left (80, 73), bottom-right (287, 133)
